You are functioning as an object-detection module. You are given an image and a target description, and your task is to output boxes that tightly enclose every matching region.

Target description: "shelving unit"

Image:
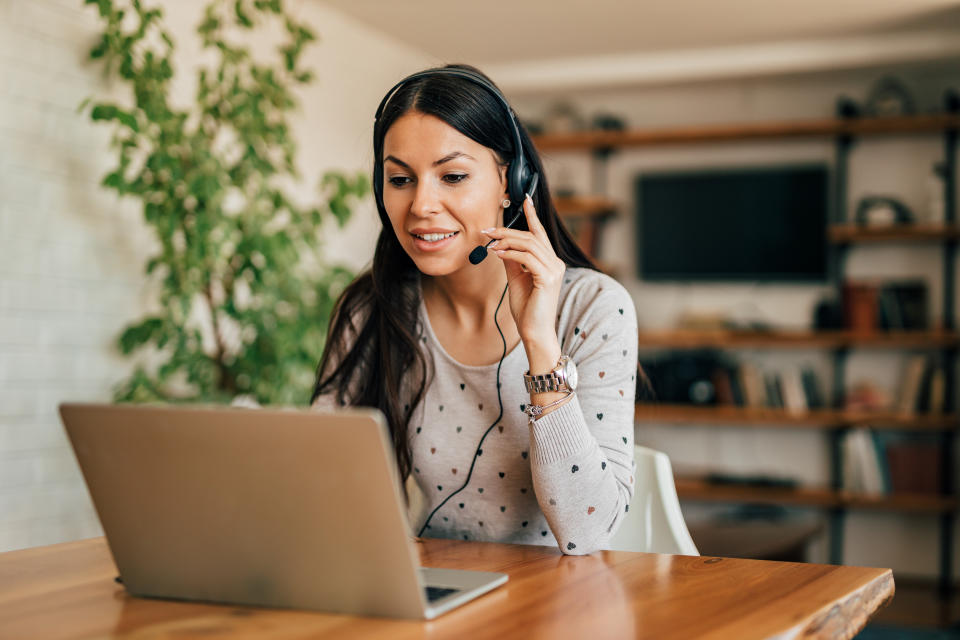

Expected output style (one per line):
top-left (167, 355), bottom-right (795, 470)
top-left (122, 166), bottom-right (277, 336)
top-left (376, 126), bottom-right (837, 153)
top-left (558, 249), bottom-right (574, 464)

top-left (533, 102), bottom-right (960, 592)
top-left (554, 195), bottom-right (617, 266)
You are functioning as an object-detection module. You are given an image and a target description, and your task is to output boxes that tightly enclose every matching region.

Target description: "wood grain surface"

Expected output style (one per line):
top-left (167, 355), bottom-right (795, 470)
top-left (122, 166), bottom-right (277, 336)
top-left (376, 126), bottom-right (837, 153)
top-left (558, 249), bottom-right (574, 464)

top-left (0, 536), bottom-right (893, 639)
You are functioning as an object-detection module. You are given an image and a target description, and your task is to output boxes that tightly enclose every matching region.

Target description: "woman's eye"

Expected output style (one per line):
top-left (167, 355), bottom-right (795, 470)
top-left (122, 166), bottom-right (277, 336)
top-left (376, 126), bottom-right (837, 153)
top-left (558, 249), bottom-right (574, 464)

top-left (387, 176), bottom-right (411, 187)
top-left (443, 174), bottom-right (468, 184)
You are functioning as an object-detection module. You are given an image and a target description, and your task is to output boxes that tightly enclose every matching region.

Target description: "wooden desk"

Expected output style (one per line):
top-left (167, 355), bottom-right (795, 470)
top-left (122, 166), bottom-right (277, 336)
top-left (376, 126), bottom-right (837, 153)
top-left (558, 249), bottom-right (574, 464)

top-left (0, 536), bottom-right (893, 639)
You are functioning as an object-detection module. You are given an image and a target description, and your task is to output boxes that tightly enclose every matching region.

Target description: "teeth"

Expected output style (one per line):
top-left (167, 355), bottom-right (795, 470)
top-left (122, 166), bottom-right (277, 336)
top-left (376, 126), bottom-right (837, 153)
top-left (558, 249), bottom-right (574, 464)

top-left (416, 231), bottom-right (457, 242)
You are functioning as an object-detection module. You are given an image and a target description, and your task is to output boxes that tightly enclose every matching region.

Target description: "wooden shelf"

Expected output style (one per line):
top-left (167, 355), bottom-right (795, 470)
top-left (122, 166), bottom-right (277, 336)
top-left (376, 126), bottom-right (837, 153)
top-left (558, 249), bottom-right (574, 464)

top-left (531, 113), bottom-right (960, 151)
top-left (637, 328), bottom-right (960, 350)
top-left (675, 478), bottom-right (958, 514)
top-left (555, 195), bottom-right (617, 219)
top-left (829, 223), bottom-right (960, 244)
top-left (635, 403), bottom-right (960, 430)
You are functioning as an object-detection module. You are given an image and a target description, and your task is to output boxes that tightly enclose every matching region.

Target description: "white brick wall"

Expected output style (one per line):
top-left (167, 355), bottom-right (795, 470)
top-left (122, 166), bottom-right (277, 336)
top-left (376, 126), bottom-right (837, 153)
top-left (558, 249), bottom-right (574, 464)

top-left (0, 0), bottom-right (430, 553)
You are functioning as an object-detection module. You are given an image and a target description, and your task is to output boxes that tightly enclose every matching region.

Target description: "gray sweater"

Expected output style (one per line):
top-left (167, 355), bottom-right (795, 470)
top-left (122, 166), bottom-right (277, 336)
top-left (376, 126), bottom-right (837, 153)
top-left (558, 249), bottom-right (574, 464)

top-left (313, 266), bottom-right (638, 555)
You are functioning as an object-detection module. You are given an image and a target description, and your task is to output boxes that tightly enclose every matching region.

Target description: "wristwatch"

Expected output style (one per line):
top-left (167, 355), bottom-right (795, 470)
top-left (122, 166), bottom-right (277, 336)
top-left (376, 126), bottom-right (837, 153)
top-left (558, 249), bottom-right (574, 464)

top-left (523, 355), bottom-right (579, 394)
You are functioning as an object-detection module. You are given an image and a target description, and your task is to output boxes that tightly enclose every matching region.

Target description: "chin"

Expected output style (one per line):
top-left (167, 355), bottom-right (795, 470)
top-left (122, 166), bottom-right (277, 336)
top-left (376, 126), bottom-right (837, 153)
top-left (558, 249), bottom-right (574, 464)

top-left (412, 256), bottom-right (465, 277)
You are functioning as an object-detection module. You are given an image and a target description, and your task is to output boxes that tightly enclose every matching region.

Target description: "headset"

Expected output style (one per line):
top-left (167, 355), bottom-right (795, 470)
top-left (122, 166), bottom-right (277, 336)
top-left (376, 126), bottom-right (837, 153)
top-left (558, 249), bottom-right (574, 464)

top-left (374, 67), bottom-right (540, 265)
top-left (374, 68), bottom-right (540, 537)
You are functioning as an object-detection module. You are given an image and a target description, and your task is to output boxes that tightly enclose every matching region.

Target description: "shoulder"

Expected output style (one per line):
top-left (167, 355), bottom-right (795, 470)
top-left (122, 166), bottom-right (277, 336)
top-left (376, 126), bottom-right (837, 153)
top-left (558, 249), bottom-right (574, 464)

top-left (556, 267), bottom-right (637, 352)
top-left (559, 267), bottom-right (635, 318)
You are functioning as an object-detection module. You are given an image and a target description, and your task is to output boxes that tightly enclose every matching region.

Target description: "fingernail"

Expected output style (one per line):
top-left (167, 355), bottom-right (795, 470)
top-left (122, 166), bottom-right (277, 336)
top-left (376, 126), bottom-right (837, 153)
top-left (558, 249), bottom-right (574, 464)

top-left (481, 227), bottom-right (495, 234)
top-left (489, 240), bottom-right (499, 248)
top-left (525, 193), bottom-right (533, 203)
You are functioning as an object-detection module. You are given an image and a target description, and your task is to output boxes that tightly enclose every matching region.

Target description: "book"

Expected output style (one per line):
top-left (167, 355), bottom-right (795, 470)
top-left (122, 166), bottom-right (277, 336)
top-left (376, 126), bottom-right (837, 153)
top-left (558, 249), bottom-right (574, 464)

top-left (780, 369), bottom-right (808, 415)
top-left (897, 355), bottom-right (928, 415)
top-left (844, 428), bottom-right (886, 495)
top-left (929, 366), bottom-right (945, 414)
top-left (764, 372), bottom-right (783, 408)
top-left (712, 367), bottom-right (735, 406)
top-left (870, 431), bottom-right (892, 494)
top-left (800, 367), bottom-right (825, 409)
top-left (738, 363), bottom-right (767, 408)
top-left (915, 361), bottom-right (935, 413)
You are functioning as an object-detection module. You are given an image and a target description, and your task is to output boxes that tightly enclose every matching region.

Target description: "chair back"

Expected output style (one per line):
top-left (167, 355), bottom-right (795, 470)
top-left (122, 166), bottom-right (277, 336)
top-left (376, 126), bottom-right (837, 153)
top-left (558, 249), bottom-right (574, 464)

top-left (608, 445), bottom-right (699, 555)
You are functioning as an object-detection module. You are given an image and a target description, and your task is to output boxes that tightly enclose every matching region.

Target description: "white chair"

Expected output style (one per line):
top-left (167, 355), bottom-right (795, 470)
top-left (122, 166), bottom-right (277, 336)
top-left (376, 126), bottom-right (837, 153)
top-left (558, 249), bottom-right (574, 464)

top-left (608, 445), bottom-right (699, 555)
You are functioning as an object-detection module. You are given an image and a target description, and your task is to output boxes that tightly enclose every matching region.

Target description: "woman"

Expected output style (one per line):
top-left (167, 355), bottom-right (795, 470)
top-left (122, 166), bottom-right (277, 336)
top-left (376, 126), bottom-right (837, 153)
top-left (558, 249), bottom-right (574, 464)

top-left (311, 64), bottom-right (638, 555)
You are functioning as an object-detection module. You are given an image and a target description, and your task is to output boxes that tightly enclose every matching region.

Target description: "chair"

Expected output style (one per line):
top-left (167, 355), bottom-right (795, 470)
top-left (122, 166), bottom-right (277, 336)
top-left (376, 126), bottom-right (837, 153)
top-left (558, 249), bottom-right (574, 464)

top-left (608, 445), bottom-right (699, 555)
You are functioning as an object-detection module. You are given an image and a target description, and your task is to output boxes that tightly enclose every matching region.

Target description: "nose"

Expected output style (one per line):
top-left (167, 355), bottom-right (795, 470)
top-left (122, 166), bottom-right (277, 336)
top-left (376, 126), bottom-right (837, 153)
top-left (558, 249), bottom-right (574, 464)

top-left (410, 178), bottom-right (442, 217)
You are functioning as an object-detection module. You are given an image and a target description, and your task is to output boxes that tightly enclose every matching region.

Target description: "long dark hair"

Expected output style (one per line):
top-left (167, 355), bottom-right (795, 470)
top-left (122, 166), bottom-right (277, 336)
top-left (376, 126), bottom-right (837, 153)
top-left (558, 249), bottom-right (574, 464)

top-left (311, 64), bottom-right (597, 495)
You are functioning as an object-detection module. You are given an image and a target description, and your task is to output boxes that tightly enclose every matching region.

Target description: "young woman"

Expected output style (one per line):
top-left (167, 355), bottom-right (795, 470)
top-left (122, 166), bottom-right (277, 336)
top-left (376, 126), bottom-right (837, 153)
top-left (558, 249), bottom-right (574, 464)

top-left (311, 64), bottom-right (638, 555)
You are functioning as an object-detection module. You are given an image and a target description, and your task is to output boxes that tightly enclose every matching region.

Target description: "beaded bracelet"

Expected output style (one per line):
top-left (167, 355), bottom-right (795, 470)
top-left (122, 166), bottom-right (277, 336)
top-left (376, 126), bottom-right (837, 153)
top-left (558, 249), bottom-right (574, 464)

top-left (523, 391), bottom-right (574, 424)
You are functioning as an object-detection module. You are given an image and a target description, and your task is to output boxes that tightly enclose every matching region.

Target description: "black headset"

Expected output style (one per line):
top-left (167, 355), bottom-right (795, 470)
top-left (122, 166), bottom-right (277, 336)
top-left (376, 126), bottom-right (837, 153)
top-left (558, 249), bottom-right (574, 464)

top-left (374, 68), bottom-right (540, 537)
top-left (374, 67), bottom-right (540, 265)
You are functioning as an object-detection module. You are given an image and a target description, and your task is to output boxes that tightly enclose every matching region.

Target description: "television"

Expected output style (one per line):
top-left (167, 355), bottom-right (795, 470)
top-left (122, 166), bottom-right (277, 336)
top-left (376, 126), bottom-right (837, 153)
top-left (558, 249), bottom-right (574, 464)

top-left (636, 164), bottom-right (829, 282)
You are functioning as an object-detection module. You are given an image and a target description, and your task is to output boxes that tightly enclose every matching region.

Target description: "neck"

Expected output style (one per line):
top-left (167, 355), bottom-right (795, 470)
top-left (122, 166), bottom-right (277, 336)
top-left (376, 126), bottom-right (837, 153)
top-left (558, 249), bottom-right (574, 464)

top-left (422, 257), bottom-right (509, 332)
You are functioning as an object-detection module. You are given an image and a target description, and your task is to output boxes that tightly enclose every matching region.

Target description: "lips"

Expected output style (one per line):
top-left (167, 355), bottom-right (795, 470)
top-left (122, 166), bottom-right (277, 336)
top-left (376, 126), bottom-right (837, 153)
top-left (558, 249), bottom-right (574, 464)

top-left (410, 230), bottom-right (459, 252)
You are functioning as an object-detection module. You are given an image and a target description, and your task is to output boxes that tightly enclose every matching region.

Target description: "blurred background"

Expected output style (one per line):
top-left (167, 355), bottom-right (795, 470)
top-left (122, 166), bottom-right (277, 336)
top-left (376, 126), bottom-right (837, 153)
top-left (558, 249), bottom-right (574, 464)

top-left (3, 0), bottom-right (960, 634)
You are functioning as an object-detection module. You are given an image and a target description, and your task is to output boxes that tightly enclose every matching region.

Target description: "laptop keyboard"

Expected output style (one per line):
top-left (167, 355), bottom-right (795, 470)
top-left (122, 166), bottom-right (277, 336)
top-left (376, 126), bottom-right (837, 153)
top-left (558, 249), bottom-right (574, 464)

top-left (425, 586), bottom-right (460, 602)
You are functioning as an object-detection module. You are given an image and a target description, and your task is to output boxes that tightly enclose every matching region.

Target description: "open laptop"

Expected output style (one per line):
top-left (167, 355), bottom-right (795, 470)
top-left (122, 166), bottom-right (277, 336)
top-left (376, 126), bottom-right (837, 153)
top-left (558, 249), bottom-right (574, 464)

top-left (58, 402), bottom-right (507, 619)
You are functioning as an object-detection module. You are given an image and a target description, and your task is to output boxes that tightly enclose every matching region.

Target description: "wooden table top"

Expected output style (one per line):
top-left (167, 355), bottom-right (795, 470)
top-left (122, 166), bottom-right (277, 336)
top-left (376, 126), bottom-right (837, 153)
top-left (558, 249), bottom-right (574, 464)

top-left (0, 536), bottom-right (893, 639)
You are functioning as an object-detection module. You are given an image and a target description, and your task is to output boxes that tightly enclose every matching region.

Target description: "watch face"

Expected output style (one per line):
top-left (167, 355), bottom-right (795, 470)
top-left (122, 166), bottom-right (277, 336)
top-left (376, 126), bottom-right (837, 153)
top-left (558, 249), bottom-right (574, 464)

top-left (563, 358), bottom-right (579, 390)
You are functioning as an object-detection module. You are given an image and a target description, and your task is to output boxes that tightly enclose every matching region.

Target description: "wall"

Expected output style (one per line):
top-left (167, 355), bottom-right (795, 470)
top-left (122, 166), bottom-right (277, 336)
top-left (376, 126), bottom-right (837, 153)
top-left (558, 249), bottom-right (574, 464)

top-left (0, 0), bottom-right (434, 552)
top-left (509, 62), bottom-right (960, 580)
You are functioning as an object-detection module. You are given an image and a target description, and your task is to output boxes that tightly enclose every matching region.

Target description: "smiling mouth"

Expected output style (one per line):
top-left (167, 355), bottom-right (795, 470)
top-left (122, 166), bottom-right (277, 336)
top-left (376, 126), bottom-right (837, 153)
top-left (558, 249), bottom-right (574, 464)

top-left (412, 231), bottom-right (459, 242)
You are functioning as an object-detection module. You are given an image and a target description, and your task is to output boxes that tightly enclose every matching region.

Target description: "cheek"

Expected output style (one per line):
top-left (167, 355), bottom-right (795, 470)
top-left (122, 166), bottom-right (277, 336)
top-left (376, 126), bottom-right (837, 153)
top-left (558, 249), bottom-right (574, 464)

top-left (382, 190), bottom-right (408, 233)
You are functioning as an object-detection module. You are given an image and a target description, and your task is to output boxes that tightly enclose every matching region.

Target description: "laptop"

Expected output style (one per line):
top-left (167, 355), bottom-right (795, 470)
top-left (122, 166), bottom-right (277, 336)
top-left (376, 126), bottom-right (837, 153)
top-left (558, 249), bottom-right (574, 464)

top-left (58, 402), bottom-right (507, 619)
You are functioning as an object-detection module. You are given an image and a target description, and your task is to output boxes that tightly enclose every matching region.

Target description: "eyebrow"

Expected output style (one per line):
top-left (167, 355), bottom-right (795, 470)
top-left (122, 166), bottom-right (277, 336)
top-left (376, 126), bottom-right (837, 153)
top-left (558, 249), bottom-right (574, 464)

top-left (384, 151), bottom-right (477, 169)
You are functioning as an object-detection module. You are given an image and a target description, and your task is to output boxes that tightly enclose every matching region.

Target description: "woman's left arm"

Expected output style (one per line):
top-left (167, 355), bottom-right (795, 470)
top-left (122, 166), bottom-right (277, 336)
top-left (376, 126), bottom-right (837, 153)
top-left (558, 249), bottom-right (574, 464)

top-left (483, 195), bottom-right (638, 555)
top-left (526, 282), bottom-right (638, 555)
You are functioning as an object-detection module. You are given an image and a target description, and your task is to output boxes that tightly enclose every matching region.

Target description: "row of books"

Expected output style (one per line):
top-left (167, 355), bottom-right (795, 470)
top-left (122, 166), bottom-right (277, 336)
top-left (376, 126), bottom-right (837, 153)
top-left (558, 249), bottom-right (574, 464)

top-left (842, 428), bottom-right (941, 495)
top-left (712, 356), bottom-right (947, 415)
top-left (713, 364), bottom-right (825, 413)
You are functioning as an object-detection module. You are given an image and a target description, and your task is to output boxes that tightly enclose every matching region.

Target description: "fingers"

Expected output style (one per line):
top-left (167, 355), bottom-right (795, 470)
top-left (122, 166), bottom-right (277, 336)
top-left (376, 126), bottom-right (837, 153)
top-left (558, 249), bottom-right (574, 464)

top-left (488, 233), bottom-right (554, 269)
top-left (492, 248), bottom-right (550, 283)
top-left (521, 194), bottom-right (549, 241)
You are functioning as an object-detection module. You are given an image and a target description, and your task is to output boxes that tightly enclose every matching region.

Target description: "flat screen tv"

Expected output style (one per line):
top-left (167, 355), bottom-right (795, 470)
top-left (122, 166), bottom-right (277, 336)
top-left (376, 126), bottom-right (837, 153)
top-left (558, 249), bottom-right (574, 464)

top-left (636, 164), bottom-right (829, 282)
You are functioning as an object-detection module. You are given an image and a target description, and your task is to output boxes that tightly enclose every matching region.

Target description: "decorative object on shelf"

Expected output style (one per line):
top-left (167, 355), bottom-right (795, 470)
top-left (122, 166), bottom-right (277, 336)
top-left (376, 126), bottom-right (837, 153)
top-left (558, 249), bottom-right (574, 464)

top-left (542, 101), bottom-right (587, 133)
top-left (864, 75), bottom-right (916, 117)
top-left (591, 112), bottom-right (627, 132)
top-left (835, 95), bottom-right (862, 119)
top-left (844, 380), bottom-right (892, 413)
top-left (638, 350), bottom-right (731, 405)
top-left (813, 296), bottom-right (845, 330)
top-left (675, 310), bottom-right (731, 331)
top-left (854, 195), bottom-right (915, 227)
top-left (704, 472), bottom-right (799, 490)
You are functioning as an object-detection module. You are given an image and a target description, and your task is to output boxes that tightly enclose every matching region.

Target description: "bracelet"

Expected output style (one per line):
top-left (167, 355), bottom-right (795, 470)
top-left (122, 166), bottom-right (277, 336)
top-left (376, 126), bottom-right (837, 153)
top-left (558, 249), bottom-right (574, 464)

top-left (524, 391), bottom-right (574, 423)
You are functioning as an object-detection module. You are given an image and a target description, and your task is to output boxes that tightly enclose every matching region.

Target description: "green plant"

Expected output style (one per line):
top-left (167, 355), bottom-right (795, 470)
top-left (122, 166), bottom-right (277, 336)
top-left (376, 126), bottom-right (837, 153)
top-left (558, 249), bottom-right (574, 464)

top-left (83, 0), bottom-right (369, 405)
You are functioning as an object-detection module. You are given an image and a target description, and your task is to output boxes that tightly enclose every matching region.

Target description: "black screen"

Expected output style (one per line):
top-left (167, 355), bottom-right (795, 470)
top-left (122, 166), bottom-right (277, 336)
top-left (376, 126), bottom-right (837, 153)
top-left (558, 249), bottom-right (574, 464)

top-left (636, 164), bottom-right (828, 282)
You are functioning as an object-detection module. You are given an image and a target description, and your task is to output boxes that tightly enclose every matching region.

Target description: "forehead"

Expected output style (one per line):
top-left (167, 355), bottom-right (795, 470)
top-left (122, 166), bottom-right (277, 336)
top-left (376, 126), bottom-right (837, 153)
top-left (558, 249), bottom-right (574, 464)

top-left (383, 111), bottom-right (499, 164)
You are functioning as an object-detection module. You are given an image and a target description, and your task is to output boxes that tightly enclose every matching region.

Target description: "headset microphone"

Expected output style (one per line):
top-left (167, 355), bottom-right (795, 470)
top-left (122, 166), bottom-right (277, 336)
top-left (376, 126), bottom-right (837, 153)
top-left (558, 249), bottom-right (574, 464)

top-left (469, 172), bottom-right (539, 265)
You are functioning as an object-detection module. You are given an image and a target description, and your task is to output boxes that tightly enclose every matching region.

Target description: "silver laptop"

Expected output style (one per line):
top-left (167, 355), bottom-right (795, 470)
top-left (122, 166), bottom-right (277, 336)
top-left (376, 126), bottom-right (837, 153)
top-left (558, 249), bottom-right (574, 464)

top-left (59, 402), bottom-right (507, 619)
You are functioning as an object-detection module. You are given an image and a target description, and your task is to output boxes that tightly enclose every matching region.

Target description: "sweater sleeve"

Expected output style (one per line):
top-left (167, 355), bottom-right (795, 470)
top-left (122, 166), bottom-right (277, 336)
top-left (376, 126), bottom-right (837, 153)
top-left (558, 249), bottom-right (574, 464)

top-left (528, 275), bottom-right (638, 555)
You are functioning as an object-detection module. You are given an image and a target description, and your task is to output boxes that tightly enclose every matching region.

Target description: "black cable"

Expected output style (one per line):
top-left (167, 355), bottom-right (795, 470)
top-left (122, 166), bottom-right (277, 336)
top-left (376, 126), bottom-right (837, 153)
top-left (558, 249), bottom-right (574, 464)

top-left (417, 282), bottom-right (510, 538)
